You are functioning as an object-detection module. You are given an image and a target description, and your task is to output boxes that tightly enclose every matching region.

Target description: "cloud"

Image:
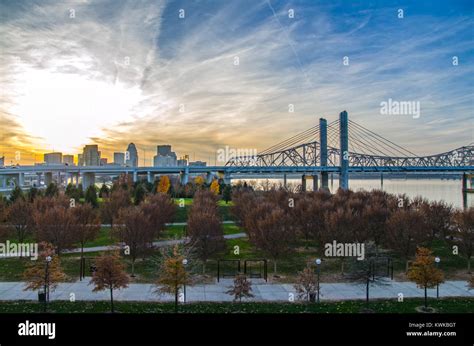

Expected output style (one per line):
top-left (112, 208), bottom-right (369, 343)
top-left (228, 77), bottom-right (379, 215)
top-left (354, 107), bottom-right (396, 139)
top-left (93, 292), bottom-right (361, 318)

top-left (0, 0), bottom-right (472, 164)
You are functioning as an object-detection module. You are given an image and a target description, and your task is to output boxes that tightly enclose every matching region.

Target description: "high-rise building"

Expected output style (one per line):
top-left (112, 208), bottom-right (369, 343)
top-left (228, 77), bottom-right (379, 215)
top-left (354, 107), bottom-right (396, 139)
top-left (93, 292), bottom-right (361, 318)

top-left (100, 158), bottom-right (108, 166)
top-left (78, 154), bottom-right (84, 166)
top-left (126, 143), bottom-right (138, 167)
top-left (113, 152), bottom-right (125, 166)
top-left (63, 155), bottom-right (74, 165)
top-left (153, 145), bottom-right (177, 167)
top-left (82, 145), bottom-right (100, 166)
top-left (0, 156), bottom-right (4, 167)
top-left (44, 152), bottom-right (62, 165)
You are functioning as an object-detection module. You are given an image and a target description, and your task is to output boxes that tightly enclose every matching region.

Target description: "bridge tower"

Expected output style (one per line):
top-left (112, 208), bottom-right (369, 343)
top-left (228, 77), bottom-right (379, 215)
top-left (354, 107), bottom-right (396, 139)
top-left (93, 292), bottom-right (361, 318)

top-left (319, 118), bottom-right (329, 190)
top-left (339, 110), bottom-right (349, 190)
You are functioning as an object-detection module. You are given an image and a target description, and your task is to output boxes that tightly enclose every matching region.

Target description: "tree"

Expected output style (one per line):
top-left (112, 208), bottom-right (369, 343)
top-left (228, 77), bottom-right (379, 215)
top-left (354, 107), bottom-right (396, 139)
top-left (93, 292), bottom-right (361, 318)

top-left (346, 255), bottom-right (388, 308)
top-left (114, 206), bottom-right (153, 276)
top-left (246, 203), bottom-right (295, 274)
top-left (386, 209), bottom-right (429, 272)
top-left (140, 194), bottom-right (176, 240)
top-left (222, 185), bottom-right (232, 204)
top-left (210, 179), bottom-right (220, 195)
top-left (70, 203), bottom-right (101, 267)
top-left (6, 198), bottom-right (34, 244)
top-left (407, 247), bottom-right (444, 310)
top-left (293, 265), bottom-right (318, 302)
top-left (157, 175), bottom-right (171, 194)
top-left (194, 176), bottom-right (205, 187)
top-left (85, 185), bottom-right (98, 208)
top-left (451, 208), bottom-right (474, 272)
top-left (187, 210), bottom-right (225, 273)
top-left (89, 252), bottom-right (129, 313)
top-left (133, 183), bottom-right (146, 205)
top-left (34, 203), bottom-right (74, 255)
top-left (99, 184), bottom-right (110, 198)
top-left (226, 273), bottom-right (254, 302)
top-left (100, 189), bottom-right (131, 227)
top-left (27, 186), bottom-right (41, 202)
top-left (155, 245), bottom-right (191, 312)
top-left (45, 183), bottom-right (59, 197)
top-left (9, 185), bottom-right (24, 203)
top-left (23, 242), bottom-right (66, 308)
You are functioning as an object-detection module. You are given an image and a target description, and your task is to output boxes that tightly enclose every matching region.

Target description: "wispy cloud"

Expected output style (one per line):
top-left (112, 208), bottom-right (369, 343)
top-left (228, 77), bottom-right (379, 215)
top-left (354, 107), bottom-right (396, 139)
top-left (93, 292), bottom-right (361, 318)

top-left (0, 0), bottom-right (472, 164)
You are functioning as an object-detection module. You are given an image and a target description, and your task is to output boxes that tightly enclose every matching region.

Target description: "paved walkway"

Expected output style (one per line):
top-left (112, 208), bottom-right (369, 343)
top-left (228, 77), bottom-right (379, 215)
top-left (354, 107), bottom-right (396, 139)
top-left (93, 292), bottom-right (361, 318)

top-left (0, 279), bottom-right (472, 302)
top-left (62, 232), bottom-right (247, 254)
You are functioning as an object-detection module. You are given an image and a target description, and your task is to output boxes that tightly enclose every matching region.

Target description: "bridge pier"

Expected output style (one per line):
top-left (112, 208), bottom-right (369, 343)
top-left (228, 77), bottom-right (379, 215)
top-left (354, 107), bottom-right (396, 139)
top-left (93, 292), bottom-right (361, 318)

top-left (206, 172), bottom-right (213, 185)
top-left (319, 118), bottom-right (329, 190)
top-left (301, 174), bottom-right (306, 192)
top-left (462, 173), bottom-right (468, 210)
top-left (339, 110), bottom-right (349, 190)
top-left (181, 168), bottom-right (189, 185)
top-left (381, 173), bottom-right (384, 189)
top-left (0, 175), bottom-right (7, 189)
top-left (312, 175), bottom-right (318, 191)
top-left (223, 172), bottom-right (231, 185)
top-left (82, 172), bottom-right (95, 189)
top-left (133, 171), bottom-right (138, 183)
top-left (44, 172), bottom-right (53, 186)
top-left (283, 174), bottom-right (287, 188)
top-left (147, 172), bottom-right (154, 184)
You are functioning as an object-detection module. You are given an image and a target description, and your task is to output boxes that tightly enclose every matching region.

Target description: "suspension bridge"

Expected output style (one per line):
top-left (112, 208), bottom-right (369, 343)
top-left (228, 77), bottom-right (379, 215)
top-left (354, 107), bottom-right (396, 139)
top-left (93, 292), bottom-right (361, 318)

top-left (0, 111), bottom-right (472, 194)
top-left (226, 111), bottom-right (474, 191)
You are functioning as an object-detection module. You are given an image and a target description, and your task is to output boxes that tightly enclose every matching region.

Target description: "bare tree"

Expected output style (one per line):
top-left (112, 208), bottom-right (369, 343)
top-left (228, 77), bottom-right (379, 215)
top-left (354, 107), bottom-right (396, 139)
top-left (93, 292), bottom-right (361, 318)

top-left (226, 273), bottom-right (254, 302)
top-left (294, 265), bottom-right (318, 302)
top-left (70, 203), bottom-right (101, 266)
top-left (89, 252), bottom-right (130, 313)
top-left (6, 198), bottom-right (34, 244)
top-left (451, 208), bottom-right (474, 272)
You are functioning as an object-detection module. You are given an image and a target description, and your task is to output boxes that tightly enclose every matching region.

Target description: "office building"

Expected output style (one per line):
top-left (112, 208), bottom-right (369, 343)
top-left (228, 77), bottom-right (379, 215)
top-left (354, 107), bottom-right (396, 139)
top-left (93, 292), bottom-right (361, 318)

top-left (82, 145), bottom-right (100, 166)
top-left (114, 152), bottom-right (125, 166)
top-left (63, 155), bottom-right (74, 165)
top-left (153, 145), bottom-right (177, 167)
top-left (126, 143), bottom-right (138, 167)
top-left (44, 152), bottom-right (62, 165)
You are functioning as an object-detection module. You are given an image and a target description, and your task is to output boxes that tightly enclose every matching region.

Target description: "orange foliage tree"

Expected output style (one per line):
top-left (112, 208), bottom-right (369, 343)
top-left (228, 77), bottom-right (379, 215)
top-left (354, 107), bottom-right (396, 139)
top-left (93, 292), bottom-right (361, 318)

top-left (157, 175), bottom-right (171, 194)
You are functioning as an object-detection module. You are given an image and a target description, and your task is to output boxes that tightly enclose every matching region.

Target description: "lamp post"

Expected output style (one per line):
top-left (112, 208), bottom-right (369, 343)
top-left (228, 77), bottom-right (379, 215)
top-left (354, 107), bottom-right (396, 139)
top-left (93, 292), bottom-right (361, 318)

top-left (435, 257), bottom-right (440, 299)
top-left (315, 258), bottom-right (321, 303)
top-left (182, 258), bottom-right (188, 304)
top-left (44, 256), bottom-right (52, 312)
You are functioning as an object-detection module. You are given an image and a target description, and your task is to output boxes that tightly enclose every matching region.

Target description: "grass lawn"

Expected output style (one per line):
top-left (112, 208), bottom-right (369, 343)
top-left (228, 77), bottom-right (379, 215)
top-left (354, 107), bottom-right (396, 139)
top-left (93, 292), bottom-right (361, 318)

top-left (0, 298), bottom-right (472, 313)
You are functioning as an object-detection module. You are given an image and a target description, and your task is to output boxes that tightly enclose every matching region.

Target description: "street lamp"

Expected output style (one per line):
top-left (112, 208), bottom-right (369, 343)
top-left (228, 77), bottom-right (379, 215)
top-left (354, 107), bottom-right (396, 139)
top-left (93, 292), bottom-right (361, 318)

top-left (435, 257), bottom-right (441, 299)
top-left (182, 259), bottom-right (188, 304)
top-left (315, 258), bottom-right (322, 303)
top-left (44, 256), bottom-right (52, 312)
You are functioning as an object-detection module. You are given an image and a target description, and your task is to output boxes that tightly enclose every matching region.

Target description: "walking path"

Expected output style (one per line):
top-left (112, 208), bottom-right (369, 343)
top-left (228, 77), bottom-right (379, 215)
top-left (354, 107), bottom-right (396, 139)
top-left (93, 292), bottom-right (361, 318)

top-left (0, 279), bottom-right (472, 302)
top-left (62, 232), bottom-right (247, 254)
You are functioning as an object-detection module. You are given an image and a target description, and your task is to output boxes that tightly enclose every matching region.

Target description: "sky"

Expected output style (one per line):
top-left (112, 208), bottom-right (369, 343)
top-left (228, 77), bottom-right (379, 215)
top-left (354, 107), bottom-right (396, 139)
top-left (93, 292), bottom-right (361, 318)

top-left (0, 0), bottom-right (473, 165)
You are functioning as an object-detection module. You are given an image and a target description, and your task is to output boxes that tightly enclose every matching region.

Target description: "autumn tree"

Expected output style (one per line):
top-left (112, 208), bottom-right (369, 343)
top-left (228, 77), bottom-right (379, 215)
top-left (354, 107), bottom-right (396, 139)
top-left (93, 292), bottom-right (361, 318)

top-left (89, 252), bottom-right (130, 313)
top-left (34, 202), bottom-right (74, 255)
top-left (407, 247), bottom-right (444, 310)
top-left (6, 198), bottom-right (34, 244)
top-left (9, 185), bottom-right (24, 203)
top-left (210, 179), bottom-right (220, 195)
top-left (99, 184), bottom-right (110, 198)
top-left (45, 183), bottom-right (59, 197)
top-left (140, 193), bottom-right (176, 240)
top-left (194, 176), bottom-right (205, 187)
top-left (154, 245), bottom-right (191, 312)
top-left (114, 206), bottom-right (153, 276)
top-left (157, 175), bottom-right (171, 194)
top-left (23, 242), bottom-right (66, 309)
top-left (293, 265), bottom-right (318, 302)
top-left (100, 189), bottom-right (131, 227)
top-left (385, 208), bottom-right (429, 272)
top-left (70, 203), bottom-right (101, 267)
top-left (226, 273), bottom-right (254, 302)
top-left (451, 208), bottom-right (474, 272)
top-left (246, 203), bottom-right (295, 274)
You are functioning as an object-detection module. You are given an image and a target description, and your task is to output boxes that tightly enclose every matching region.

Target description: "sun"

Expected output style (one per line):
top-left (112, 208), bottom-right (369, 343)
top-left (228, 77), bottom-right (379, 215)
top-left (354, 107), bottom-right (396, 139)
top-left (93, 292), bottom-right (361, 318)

top-left (10, 64), bottom-right (145, 154)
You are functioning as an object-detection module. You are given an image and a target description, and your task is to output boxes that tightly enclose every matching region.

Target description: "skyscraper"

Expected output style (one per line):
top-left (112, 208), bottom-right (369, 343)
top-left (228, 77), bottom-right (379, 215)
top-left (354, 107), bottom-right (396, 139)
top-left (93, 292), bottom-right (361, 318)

top-left (63, 155), bottom-right (74, 165)
top-left (126, 143), bottom-right (138, 167)
top-left (44, 152), bottom-right (62, 164)
top-left (82, 145), bottom-right (100, 166)
top-left (114, 152), bottom-right (125, 166)
top-left (153, 145), bottom-right (177, 167)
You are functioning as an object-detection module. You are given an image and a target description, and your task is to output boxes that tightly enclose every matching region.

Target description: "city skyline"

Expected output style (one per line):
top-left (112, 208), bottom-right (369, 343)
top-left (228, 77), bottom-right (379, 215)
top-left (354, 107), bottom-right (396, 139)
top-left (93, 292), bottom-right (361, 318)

top-left (1, 0), bottom-right (473, 165)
